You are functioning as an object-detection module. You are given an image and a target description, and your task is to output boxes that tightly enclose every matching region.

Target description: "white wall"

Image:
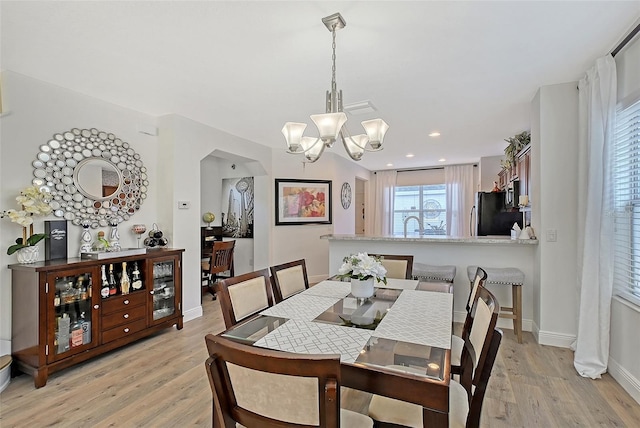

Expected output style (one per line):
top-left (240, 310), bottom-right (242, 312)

top-left (609, 34), bottom-right (640, 403)
top-left (531, 82), bottom-right (580, 347)
top-left (0, 71), bottom-right (159, 341)
top-left (479, 155), bottom-right (504, 191)
top-left (270, 150), bottom-right (371, 283)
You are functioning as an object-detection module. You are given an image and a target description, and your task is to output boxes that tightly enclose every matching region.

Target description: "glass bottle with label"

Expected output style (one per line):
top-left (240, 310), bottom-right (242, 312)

top-left (120, 262), bottom-right (131, 295)
top-left (108, 264), bottom-right (118, 296)
top-left (79, 311), bottom-right (91, 345)
top-left (78, 277), bottom-right (88, 301)
top-left (131, 261), bottom-right (143, 291)
top-left (101, 265), bottom-right (110, 298)
top-left (69, 313), bottom-right (83, 348)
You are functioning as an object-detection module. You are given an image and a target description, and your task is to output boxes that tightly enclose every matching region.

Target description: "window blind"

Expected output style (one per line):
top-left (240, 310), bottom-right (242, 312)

top-left (613, 97), bottom-right (640, 304)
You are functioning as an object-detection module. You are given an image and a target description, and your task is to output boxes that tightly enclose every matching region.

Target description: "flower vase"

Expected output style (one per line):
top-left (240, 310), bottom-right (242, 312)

top-left (351, 277), bottom-right (375, 298)
top-left (17, 246), bottom-right (39, 264)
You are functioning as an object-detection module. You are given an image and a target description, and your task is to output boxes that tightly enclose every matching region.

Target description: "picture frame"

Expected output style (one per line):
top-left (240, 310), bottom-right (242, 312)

top-left (275, 179), bottom-right (332, 225)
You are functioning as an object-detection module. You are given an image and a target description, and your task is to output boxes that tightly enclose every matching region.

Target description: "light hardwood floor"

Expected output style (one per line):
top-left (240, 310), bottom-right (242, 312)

top-left (2, 297), bottom-right (639, 427)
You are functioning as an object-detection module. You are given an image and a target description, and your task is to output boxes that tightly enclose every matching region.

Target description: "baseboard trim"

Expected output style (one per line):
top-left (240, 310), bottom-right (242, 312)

top-left (608, 356), bottom-right (640, 405)
top-left (537, 330), bottom-right (575, 348)
top-left (183, 305), bottom-right (203, 323)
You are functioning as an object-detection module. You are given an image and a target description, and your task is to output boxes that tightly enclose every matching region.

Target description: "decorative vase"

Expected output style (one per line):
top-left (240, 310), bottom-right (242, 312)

top-left (350, 277), bottom-right (375, 299)
top-left (17, 246), bottom-right (39, 264)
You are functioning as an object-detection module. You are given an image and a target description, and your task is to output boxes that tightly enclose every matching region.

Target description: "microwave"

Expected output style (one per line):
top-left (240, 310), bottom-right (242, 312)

top-left (505, 180), bottom-right (520, 209)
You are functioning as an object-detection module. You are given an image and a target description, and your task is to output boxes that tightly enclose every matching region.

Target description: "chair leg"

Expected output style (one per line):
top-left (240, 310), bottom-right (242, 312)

top-left (513, 284), bottom-right (522, 343)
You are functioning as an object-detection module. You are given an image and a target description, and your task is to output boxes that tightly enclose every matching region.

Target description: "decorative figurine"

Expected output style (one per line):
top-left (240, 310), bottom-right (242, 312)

top-left (79, 220), bottom-right (92, 256)
top-left (109, 218), bottom-right (121, 251)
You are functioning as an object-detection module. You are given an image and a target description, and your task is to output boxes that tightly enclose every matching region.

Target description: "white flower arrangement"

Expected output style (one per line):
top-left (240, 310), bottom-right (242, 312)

top-left (337, 252), bottom-right (387, 284)
top-left (1, 186), bottom-right (53, 254)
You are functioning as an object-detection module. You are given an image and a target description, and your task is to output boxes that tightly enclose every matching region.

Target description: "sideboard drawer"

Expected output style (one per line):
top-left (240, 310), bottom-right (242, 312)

top-left (102, 318), bottom-right (147, 344)
top-left (101, 292), bottom-right (147, 315)
top-left (102, 304), bottom-right (147, 330)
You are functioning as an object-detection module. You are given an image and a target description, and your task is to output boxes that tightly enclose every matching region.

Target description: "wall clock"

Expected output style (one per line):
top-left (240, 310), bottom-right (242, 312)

top-left (340, 182), bottom-right (352, 209)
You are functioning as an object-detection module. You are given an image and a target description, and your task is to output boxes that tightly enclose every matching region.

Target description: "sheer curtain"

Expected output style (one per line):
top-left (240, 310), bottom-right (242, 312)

top-left (572, 55), bottom-right (616, 379)
top-left (369, 170), bottom-right (397, 236)
top-left (445, 165), bottom-right (475, 237)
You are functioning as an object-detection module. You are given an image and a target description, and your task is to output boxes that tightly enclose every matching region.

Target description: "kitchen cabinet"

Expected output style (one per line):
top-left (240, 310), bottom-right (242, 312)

top-left (9, 248), bottom-right (183, 388)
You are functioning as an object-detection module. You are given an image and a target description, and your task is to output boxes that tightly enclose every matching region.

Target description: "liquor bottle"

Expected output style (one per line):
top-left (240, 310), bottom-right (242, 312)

top-left (79, 311), bottom-right (91, 345)
top-left (108, 264), bottom-right (118, 296)
top-left (131, 261), bottom-right (143, 291)
top-left (57, 314), bottom-right (70, 353)
top-left (78, 277), bottom-right (88, 300)
top-left (120, 262), bottom-right (131, 295)
top-left (70, 313), bottom-right (83, 348)
top-left (101, 265), bottom-right (110, 298)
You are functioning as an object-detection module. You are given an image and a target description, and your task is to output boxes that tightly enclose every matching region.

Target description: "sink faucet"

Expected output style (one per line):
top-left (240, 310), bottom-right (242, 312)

top-left (403, 216), bottom-right (423, 237)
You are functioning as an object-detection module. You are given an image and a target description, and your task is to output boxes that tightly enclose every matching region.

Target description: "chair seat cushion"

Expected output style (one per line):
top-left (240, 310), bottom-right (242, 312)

top-left (368, 379), bottom-right (469, 428)
top-left (237, 408), bottom-right (373, 428)
top-left (466, 266), bottom-right (524, 285)
top-left (413, 263), bottom-right (456, 282)
top-left (417, 281), bottom-right (453, 293)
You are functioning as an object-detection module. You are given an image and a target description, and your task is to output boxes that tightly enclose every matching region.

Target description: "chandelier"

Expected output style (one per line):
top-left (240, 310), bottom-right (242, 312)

top-left (282, 13), bottom-right (389, 163)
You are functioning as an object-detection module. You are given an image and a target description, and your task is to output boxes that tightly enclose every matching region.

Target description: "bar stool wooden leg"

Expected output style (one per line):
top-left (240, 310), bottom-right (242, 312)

top-left (513, 284), bottom-right (522, 343)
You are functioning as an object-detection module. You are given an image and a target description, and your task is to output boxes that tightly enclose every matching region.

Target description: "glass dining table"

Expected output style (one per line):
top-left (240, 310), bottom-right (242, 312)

top-left (216, 278), bottom-right (454, 427)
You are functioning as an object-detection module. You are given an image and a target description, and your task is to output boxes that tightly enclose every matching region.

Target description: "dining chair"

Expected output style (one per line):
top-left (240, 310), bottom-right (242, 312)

top-left (269, 259), bottom-right (310, 303)
top-left (368, 286), bottom-right (501, 428)
top-left (451, 266), bottom-right (488, 375)
top-left (202, 240), bottom-right (236, 300)
top-left (215, 268), bottom-right (274, 329)
top-left (370, 254), bottom-right (414, 279)
top-left (204, 334), bottom-right (374, 428)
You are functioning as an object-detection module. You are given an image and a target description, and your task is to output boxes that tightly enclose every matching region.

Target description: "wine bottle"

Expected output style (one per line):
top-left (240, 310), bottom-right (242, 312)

top-left (101, 265), bottom-right (110, 298)
top-left (80, 311), bottom-right (91, 345)
top-left (70, 313), bottom-right (83, 348)
top-left (108, 264), bottom-right (118, 296)
top-left (120, 262), bottom-right (131, 295)
top-left (131, 261), bottom-right (143, 291)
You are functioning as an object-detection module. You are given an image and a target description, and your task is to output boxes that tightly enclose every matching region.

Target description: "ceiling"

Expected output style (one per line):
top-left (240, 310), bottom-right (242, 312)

top-left (2, 1), bottom-right (639, 171)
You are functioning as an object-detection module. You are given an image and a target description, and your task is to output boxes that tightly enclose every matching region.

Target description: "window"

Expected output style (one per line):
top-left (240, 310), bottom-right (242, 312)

top-left (613, 97), bottom-right (640, 304)
top-left (393, 184), bottom-right (447, 236)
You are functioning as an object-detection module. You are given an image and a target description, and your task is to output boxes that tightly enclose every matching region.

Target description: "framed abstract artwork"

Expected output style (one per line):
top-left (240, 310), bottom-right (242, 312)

top-left (275, 179), bottom-right (332, 225)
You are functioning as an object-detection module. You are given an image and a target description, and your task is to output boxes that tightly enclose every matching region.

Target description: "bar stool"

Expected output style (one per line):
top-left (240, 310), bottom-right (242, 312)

top-left (467, 266), bottom-right (524, 343)
top-left (413, 263), bottom-right (456, 293)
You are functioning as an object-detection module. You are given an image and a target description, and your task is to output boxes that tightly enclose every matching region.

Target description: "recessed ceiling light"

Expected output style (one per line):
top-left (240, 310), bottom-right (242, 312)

top-left (406, 154), bottom-right (415, 158)
top-left (386, 163), bottom-right (393, 167)
top-left (438, 158), bottom-right (446, 162)
top-left (429, 132), bottom-right (441, 137)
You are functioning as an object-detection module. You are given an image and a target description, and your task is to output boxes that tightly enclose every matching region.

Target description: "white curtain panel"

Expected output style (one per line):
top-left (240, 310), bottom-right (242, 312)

top-left (572, 55), bottom-right (616, 379)
top-left (371, 170), bottom-right (397, 236)
top-left (445, 164), bottom-right (475, 237)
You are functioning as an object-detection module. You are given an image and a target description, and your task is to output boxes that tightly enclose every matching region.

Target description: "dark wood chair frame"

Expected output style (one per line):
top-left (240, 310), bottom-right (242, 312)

top-left (205, 334), bottom-right (341, 428)
top-left (369, 254), bottom-right (414, 279)
top-left (452, 267), bottom-right (488, 375)
top-left (214, 268), bottom-right (274, 329)
top-left (203, 240), bottom-right (236, 300)
top-left (269, 259), bottom-right (310, 303)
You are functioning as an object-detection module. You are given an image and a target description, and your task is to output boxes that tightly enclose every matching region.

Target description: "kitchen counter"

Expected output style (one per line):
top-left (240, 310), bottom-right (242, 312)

top-left (321, 234), bottom-right (538, 245)
top-left (324, 234), bottom-right (537, 334)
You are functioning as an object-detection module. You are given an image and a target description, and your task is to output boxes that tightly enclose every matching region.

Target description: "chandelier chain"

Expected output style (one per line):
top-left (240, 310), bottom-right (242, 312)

top-left (331, 25), bottom-right (337, 92)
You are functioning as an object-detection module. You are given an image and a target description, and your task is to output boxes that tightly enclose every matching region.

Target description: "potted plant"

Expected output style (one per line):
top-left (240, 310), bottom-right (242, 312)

top-left (501, 131), bottom-right (531, 170)
top-left (1, 186), bottom-right (52, 262)
top-left (337, 252), bottom-right (387, 298)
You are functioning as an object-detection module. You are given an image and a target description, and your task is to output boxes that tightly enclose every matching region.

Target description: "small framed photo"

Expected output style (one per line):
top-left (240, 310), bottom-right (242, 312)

top-left (275, 179), bottom-right (332, 225)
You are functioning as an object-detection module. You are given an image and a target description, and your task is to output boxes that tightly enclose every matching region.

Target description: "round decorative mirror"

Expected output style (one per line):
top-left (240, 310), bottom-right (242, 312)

top-left (33, 128), bottom-right (148, 228)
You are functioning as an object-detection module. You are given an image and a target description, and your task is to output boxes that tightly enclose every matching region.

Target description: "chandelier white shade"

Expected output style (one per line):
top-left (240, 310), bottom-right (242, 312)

top-left (282, 13), bottom-right (389, 163)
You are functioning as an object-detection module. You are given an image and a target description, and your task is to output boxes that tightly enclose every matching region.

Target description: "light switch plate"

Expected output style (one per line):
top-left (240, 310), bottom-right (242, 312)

top-left (546, 229), bottom-right (557, 242)
top-left (178, 201), bottom-right (190, 209)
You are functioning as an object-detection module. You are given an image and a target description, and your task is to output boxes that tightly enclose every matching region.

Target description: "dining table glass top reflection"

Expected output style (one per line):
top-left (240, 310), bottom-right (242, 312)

top-left (312, 288), bottom-right (402, 329)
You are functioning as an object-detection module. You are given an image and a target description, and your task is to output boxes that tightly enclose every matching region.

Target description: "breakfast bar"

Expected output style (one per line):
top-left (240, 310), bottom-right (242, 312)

top-left (322, 234), bottom-right (537, 332)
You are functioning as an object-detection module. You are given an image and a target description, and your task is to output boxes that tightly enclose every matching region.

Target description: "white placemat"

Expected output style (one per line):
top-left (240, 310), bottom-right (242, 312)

top-left (375, 278), bottom-right (419, 290)
top-left (260, 294), bottom-right (341, 321)
top-left (302, 280), bottom-right (351, 298)
top-left (254, 319), bottom-right (373, 363)
top-left (373, 290), bottom-right (453, 349)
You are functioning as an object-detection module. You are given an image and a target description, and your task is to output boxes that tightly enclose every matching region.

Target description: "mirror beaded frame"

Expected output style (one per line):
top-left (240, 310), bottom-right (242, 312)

top-left (32, 128), bottom-right (148, 228)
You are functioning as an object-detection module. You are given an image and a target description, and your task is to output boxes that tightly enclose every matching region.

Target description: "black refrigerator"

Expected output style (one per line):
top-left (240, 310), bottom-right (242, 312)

top-left (476, 191), bottom-right (522, 236)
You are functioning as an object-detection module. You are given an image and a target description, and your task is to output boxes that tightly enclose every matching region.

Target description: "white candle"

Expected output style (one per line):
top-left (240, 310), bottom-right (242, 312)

top-left (519, 195), bottom-right (529, 206)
